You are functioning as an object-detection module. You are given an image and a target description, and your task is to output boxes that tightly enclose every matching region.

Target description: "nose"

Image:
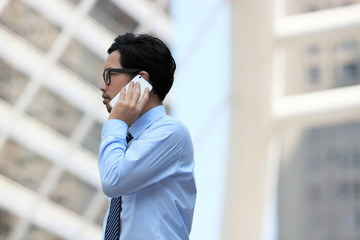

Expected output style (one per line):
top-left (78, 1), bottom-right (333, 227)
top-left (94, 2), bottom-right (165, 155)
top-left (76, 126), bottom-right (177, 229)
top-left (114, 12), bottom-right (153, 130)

top-left (99, 81), bottom-right (107, 92)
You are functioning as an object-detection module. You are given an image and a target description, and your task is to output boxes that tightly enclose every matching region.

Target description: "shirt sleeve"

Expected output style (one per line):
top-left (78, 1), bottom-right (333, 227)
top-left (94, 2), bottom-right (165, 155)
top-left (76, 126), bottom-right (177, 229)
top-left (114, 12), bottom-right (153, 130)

top-left (98, 120), bottom-right (185, 198)
top-left (98, 119), bottom-right (128, 195)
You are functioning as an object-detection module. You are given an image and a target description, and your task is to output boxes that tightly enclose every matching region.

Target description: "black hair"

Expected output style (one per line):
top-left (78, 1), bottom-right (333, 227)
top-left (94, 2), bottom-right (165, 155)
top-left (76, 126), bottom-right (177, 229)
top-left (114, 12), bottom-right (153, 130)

top-left (107, 33), bottom-right (176, 101)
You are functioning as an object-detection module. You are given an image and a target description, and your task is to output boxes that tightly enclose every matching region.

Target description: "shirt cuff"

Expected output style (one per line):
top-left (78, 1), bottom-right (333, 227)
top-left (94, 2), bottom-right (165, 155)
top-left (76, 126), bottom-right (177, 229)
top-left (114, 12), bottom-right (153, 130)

top-left (101, 119), bottom-right (128, 139)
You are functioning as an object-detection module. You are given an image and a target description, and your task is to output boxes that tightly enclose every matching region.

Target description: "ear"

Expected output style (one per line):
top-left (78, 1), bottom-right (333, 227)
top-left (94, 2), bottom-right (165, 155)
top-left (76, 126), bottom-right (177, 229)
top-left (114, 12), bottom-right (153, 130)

top-left (139, 71), bottom-right (150, 82)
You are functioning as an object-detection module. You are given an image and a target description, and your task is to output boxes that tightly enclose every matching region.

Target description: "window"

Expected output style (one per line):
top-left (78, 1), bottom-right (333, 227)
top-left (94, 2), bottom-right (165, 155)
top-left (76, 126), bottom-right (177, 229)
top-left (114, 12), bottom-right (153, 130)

top-left (94, 199), bottom-right (108, 226)
top-left (286, 0), bottom-right (360, 15)
top-left (307, 65), bottom-right (321, 85)
top-left (0, 208), bottom-right (19, 239)
top-left (90, 0), bottom-right (137, 34)
top-left (59, 38), bottom-right (104, 89)
top-left (337, 181), bottom-right (350, 200)
top-left (0, 0), bottom-right (60, 52)
top-left (25, 88), bottom-right (82, 137)
top-left (279, 121), bottom-right (360, 239)
top-left (0, 139), bottom-right (51, 191)
top-left (81, 120), bottom-right (102, 155)
top-left (48, 171), bottom-right (97, 215)
top-left (26, 225), bottom-right (65, 240)
top-left (334, 40), bottom-right (360, 87)
top-left (68, 0), bottom-right (82, 5)
top-left (285, 37), bottom-right (360, 95)
top-left (0, 60), bottom-right (28, 105)
top-left (307, 184), bottom-right (322, 202)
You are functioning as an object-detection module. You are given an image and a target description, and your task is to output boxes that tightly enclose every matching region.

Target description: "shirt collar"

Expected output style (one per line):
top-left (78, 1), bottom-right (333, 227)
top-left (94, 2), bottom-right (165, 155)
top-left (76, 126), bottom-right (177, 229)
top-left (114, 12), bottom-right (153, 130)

top-left (128, 105), bottom-right (166, 140)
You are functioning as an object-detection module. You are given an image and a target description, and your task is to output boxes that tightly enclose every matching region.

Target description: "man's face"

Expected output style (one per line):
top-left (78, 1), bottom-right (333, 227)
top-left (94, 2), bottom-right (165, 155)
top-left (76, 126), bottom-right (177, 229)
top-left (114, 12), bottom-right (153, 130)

top-left (100, 51), bottom-right (132, 113)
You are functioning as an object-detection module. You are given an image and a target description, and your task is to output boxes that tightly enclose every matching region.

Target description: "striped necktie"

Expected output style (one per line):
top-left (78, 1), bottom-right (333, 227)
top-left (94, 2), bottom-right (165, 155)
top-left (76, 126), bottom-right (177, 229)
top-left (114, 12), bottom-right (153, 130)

top-left (104, 131), bottom-right (133, 240)
top-left (104, 197), bottom-right (121, 240)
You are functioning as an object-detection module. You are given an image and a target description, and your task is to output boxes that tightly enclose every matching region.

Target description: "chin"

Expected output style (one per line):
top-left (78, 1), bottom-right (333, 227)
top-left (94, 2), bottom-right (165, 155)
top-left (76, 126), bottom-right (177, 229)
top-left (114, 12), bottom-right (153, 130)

top-left (106, 104), bottom-right (112, 113)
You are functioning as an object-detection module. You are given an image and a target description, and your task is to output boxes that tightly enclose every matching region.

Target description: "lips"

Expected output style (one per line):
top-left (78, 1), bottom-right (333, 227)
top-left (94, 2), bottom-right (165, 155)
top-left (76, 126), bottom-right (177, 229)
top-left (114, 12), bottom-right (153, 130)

top-left (102, 94), bottom-right (110, 105)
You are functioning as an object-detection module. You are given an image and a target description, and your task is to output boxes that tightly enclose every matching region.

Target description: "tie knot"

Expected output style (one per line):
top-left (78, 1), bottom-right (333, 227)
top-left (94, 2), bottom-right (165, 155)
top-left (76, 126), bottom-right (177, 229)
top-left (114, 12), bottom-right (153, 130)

top-left (126, 132), bottom-right (133, 143)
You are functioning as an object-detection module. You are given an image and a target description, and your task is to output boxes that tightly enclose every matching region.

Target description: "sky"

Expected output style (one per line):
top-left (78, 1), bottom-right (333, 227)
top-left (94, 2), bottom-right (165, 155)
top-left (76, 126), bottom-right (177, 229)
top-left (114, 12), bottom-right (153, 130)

top-left (171, 1), bottom-right (231, 239)
top-left (171, 1), bottom-right (278, 239)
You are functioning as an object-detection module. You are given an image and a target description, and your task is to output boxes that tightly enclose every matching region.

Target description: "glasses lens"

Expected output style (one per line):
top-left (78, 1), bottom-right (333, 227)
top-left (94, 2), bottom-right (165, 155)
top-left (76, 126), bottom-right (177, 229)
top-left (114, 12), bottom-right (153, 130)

top-left (103, 68), bottom-right (141, 85)
top-left (103, 70), bottom-right (110, 85)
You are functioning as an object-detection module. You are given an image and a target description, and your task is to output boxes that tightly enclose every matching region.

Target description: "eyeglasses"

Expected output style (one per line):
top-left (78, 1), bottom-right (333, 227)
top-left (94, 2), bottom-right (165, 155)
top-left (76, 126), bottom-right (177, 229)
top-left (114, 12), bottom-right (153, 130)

top-left (103, 68), bottom-right (141, 85)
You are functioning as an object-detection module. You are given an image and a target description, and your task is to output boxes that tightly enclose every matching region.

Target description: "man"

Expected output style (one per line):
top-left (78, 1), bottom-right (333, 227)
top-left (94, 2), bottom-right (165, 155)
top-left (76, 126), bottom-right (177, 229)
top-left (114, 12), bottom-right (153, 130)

top-left (98, 33), bottom-right (196, 240)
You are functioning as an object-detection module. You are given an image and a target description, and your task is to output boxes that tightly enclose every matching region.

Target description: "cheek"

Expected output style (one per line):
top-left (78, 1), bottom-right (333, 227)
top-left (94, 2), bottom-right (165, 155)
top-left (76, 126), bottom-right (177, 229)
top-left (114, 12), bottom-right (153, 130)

top-left (108, 88), bottom-right (120, 99)
top-left (109, 82), bottom-right (126, 98)
top-left (108, 75), bottom-right (132, 97)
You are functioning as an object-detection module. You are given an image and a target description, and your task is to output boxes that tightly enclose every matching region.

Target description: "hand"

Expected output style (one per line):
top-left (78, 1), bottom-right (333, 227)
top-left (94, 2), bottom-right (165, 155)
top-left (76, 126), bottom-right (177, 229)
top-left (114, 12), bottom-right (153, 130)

top-left (109, 81), bottom-right (150, 126)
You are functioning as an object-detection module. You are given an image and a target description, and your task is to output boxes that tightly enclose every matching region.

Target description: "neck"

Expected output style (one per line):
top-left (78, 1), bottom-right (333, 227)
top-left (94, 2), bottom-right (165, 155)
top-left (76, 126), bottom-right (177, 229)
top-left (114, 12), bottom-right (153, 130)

top-left (140, 93), bottom-right (162, 117)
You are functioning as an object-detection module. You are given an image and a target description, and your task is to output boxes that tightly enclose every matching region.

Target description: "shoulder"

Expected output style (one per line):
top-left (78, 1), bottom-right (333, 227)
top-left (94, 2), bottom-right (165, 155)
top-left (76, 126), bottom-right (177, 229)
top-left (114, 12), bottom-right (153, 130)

top-left (146, 115), bottom-right (192, 142)
top-left (158, 115), bottom-right (190, 134)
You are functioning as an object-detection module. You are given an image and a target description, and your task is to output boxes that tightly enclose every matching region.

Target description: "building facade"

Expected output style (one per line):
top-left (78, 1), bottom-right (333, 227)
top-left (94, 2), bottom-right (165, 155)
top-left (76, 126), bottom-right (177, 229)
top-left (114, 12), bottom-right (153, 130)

top-left (0, 1), bottom-right (172, 239)
top-left (278, 1), bottom-right (360, 240)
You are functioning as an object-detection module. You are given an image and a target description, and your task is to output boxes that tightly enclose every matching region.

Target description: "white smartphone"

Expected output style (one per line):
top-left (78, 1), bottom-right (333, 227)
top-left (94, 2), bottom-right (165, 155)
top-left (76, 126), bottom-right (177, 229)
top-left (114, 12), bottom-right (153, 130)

top-left (109, 74), bottom-right (153, 107)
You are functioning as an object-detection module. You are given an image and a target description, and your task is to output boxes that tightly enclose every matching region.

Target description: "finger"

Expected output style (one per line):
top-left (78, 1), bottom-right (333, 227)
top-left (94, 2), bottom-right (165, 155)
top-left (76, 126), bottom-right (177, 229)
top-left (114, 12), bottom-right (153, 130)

top-left (138, 87), bottom-right (150, 106)
top-left (132, 82), bottom-right (141, 104)
top-left (125, 81), bottom-right (134, 102)
top-left (119, 86), bottom-right (127, 101)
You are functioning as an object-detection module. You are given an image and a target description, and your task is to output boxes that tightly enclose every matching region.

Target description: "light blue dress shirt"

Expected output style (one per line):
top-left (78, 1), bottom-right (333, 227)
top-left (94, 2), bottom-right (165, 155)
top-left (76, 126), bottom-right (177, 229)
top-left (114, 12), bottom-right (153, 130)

top-left (98, 105), bottom-right (196, 240)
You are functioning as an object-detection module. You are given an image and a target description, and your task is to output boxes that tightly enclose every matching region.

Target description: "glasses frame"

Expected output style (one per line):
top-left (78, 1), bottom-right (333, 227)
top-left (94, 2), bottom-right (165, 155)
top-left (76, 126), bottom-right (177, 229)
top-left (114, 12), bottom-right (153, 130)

top-left (103, 68), bottom-right (141, 85)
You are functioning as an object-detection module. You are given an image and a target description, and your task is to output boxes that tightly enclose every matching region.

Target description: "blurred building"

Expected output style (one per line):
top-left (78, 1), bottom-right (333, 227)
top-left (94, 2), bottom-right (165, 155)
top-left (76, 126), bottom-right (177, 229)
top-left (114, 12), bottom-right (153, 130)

top-left (0, 0), bottom-right (172, 239)
top-left (223, 1), bottom-right (360, 240)
top-left (279, 1), bottom-right (360, 240)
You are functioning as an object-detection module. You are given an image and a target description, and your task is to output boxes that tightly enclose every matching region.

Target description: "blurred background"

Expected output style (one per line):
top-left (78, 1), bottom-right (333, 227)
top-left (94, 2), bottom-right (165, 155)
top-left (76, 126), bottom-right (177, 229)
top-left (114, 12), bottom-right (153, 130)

top-left (0, 0), bottom-right (360, 240)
